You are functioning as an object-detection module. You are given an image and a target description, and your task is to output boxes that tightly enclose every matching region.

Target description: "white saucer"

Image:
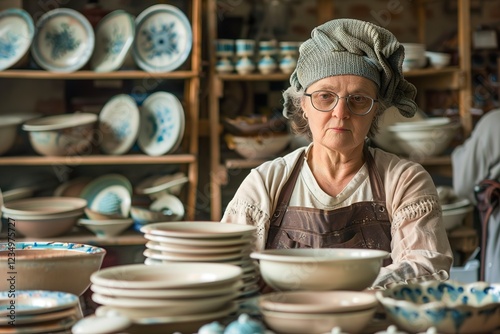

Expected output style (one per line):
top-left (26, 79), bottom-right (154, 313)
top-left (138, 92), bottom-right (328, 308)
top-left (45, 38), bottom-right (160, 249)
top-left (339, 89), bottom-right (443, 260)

top-left (98, 94), bottom-right (140, 155)
top-left (91, 10), bottom-right (135, 72)
top-left (0, 8), bottom-right (34, 71)
top-left (132, 4), bottom-right (192, 72)
top-left (138, 91), bottom-right (185, 156)
top-left (31, 8), bottom-right (94, 72)
top-left (0, 290), bottom-right (79, 316)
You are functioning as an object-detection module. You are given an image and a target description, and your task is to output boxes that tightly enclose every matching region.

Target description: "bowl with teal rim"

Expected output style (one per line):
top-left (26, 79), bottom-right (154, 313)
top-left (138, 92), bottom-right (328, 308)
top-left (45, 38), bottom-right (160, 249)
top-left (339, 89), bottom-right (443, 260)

top-left (376, 280), bottom-right (500, 333)
top-left (0, 242), bottom-right (106, 296)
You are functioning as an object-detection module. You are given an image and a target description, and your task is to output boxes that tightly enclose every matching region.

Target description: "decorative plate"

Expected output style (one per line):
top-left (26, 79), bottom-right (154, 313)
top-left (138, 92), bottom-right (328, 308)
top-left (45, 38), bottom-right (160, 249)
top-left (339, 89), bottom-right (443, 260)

top-left (0, 290), bottom-right (79, 316)
top-left (98, 94), bottom-right (140, 155)
top-left (79, 174), bottom-right (132, 217)
top-left (0, 8), bottom-right (34, 71)
top-left (132, 4), bottom-right (192, 72)
top-left (0, 306), bottom-right (77, 325)
top-left (135, 172), bottom-right (189, 197)
top-left (31, 8), bottom-right (94, 72)
top-left (91, 10), bottom-right (135, 72)
top-left (138, 91), bottom-right (185, 156)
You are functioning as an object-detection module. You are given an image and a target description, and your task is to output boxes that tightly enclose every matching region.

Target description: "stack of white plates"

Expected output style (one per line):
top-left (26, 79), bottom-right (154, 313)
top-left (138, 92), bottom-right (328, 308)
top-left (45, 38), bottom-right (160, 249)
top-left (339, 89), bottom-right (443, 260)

top-left (0, 290), bottom-right (81, 334)
top-left (89, 263), bottom-right (241, 332)
top-left (141, 221), bottom-right (261, 301)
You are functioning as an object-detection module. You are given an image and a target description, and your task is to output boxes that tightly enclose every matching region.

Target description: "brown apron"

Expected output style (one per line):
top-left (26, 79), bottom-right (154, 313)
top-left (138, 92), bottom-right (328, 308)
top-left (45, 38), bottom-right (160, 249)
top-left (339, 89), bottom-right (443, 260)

top-left (266, 148), bottom-right (392, 266)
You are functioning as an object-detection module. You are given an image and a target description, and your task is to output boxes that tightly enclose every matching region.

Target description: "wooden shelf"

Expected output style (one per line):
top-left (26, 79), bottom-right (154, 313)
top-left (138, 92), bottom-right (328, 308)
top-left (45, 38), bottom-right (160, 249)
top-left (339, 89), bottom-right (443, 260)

top-left (0, 70), bottom-right (199, 80)
top-left (216, 73), bottom-right (290, 81)
top-left (0, 154), bottom-right (197, 166)
top-left (13, 229), bottom-right (147, 246)
top-left (403, 66), bottom-right (460, 77)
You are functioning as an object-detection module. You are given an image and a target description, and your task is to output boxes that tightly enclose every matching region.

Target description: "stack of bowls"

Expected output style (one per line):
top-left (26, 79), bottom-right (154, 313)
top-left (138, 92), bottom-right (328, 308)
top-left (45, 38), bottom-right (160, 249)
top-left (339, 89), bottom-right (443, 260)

top-left (88, 262), bottom-right (242, 333)
top-left (250, 248), bottom-right (389, 333)
top-left (141, 221), bottom-right (260, 300)
top-left (258, 291), bottom-right (379, 334)
top-left (387, 117), bottom-right (460, 158)
top-left (0, 290), bottom-right (82, 333)
top-left (1, 197), bottom-right (87, 238)
top-left (401, 43), bottom-right (426, 71)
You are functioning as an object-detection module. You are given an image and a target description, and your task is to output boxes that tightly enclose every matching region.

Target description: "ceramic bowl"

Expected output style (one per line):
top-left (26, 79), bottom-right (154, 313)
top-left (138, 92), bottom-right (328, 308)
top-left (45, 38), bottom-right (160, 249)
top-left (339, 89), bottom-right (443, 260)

top-left (376, 280), bottom-right (500, 334)
top-left (261, 307), bottom-right (376, 334)
top-left (22, 113), bottom-right (97, 156)
top-left (250, 248), bottom-right (389, 291)
top-left (259, 291), bottom-right (378, 314)
top-left (388, 121), bottom-right (460, 159)
top-left (225, 132), bottom-right (291, 159)
top-left (84, 207), bottom-right (124, 220)
top-left (0, 242), bottom-right (106, 296)
top-left (442, 205), bottom-right (473, 231)
top-left (78, 218), bottom-right (133, 238)
top-left (0, 116), bottom-right (23, 155)
top-left (426, 51), bottom-right (451, 68)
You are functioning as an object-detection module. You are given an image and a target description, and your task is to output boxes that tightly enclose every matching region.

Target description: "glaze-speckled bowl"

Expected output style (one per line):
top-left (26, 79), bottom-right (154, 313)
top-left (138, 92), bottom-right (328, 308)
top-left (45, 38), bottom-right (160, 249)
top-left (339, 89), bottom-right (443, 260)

top-left (376, 280), bottom-right (500, 334)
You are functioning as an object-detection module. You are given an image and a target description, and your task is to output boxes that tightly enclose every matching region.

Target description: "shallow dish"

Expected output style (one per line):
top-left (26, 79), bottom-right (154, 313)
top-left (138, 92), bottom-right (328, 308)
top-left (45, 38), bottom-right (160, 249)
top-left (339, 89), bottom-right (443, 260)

top-left (132, 4), bottom-right (192, 72)
top-left (1, 196), bottom-right (87, 217)
top-left (0, 290), bottom-right (78, 317)
top-left (140, 221), bottom-right (256, 239)
top-left (135, 172), bottom-right (188, 197)
top-left (90, 263), bottom-right (242, 289)
top-left (143, 248), bottom-right (245, 262)
top-left (259, 291), bottom-right (378, 314)
top-left (78, 218), bottom-right (133, 238)
top-left (442, 205), bottom-right (473, 231)
top-left (98, 94), bottom-right (140, 155)
top-left (31, 8), bottom-right (94, 72)
top-left (376, 280), bottom-right (500, 334)
top-left (0, 305), bottom-right (77, 326)
top-left (138, 91), bottom-right (185, 156)
top-left (0, 8), bottom-right (34, 70)
top-left (0, 242), bottom-right (106, 296)
top-left (225, 132), bottom-right (291, 159)
top-left (143, 232), bottom-right (255, 246)
top-left (251, 248), bottom-right (389, 291)
top-left (91, 10), bottom-right (135, 72)
top-left (261, 307), bottom-right (376, 334)
top-left (145, 240), bottom-right (250, 255)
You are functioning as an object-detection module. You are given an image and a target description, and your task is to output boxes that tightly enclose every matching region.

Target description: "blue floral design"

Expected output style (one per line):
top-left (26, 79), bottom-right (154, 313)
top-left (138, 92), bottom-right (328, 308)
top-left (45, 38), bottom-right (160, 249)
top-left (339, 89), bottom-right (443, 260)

top-left (0, 31), bottom-right (19, 60)
top-left (104, 24), bottom-right (125, 58)
top-left (141, 22), bottom-right (178, 59)
top-left (147, 105), bottom-right (174, 143)
top-left (45, 23), bottom-right (80, 60)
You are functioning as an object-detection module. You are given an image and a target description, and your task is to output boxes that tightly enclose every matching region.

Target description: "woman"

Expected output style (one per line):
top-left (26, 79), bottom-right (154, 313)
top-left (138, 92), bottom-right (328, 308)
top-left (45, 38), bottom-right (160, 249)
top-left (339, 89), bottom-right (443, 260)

top-left (221, 18), bottom-right (452, 287)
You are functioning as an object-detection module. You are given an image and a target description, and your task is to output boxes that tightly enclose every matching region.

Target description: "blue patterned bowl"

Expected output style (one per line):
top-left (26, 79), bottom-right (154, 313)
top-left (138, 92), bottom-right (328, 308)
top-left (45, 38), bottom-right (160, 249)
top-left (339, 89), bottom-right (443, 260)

top-left (376, 280), bottom-right (500, 333)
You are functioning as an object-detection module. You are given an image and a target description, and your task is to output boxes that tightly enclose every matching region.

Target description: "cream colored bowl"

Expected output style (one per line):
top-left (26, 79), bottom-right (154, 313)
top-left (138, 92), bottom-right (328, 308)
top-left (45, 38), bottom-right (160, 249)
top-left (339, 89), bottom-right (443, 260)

top-left (251, 248), bottom-right (389, 291)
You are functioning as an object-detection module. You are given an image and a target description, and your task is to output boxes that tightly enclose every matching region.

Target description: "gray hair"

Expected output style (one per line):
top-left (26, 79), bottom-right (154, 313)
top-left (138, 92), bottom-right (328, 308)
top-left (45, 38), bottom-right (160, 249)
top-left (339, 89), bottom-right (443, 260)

top-left (286, 88), bottom-right (389, 140)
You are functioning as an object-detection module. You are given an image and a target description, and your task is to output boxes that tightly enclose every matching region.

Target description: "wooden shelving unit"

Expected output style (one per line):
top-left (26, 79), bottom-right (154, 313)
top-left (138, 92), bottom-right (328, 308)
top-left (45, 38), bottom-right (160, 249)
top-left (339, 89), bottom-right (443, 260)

top-left (0, 1), bottom-right (202, 221)
top-left (207, 0), bottom-right (473, 221)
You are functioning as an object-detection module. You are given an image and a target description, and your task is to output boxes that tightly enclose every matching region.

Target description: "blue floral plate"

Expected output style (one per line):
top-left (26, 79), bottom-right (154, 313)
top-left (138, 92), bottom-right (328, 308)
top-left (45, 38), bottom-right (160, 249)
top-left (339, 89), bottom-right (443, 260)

top-left (91, 10), bottom-right (135, 72)
top-left (132, 4), bottom-right (192, 72)
top-left (0, 8), bottom-right (34, 71)
top-left (138, 91), bottom-right (185, 156)
top-left (31, 8), bottom-right (94, 72)
top-left (98, 94), bottom-right (140, 155)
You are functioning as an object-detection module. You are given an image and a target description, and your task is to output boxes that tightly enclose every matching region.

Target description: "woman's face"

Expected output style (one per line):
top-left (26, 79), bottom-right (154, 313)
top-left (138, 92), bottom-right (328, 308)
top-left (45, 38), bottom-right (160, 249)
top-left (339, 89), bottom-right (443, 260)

top-left (302, 75), bottom-right (378, 155)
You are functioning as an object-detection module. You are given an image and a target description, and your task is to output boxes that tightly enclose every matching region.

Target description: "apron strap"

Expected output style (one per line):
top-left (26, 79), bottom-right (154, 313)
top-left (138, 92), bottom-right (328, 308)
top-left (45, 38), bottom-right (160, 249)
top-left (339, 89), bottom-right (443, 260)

top-left (364, 145), bottom-right (386, 202)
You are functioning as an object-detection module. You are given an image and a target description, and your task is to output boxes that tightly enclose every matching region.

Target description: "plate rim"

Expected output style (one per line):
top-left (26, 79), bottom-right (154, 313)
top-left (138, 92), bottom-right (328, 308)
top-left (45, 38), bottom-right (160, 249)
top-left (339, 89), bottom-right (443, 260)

top-left (0, 8), bottom-right (35, 71)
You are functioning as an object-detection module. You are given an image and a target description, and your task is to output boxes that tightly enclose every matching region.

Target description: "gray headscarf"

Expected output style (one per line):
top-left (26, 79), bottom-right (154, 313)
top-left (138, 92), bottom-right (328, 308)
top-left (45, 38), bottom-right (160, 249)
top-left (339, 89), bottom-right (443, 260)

top-left (283, 18), bottom-right (417, 118)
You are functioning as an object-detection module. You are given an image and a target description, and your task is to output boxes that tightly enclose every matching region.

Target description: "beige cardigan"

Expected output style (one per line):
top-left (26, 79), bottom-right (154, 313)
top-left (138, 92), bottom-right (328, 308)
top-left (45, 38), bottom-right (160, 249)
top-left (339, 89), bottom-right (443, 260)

top-left (222, 144), bottom-right (453, 288)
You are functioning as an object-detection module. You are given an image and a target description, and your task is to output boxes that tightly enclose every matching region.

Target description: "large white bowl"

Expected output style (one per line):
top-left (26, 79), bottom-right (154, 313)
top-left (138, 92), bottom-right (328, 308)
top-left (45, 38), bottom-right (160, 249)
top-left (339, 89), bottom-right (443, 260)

top-left (388, 121), bottom-right (460, 159)
top-left (0, 242), bottom-right (106, 296)
top-left (426, 51), bottom-right (452, 68)
top-left (442, 205), bottom-right (473, 231)
top-left (225, 132), bottom-right (291, 159)
top-left (250, 248), bottom-right (389, 291)
top-left (376, 280), bottom-right (500, 334)
top-left (22, 113), bottom-right (97, 156)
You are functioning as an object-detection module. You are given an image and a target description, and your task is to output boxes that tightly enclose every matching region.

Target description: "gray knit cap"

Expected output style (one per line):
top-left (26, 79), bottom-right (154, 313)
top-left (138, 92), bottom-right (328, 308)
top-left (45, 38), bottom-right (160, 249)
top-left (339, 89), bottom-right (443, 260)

top-left (283, 18), bottom-right (417, 118)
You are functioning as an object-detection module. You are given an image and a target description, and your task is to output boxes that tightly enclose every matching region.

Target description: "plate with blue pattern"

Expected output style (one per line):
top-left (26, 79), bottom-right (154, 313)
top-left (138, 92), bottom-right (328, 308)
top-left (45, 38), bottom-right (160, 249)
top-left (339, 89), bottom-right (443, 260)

top-left (132, 4), bottom-right (192, 72)
top-left (91, 10), bottom-right (135, 72)
top-left (0, 290), bottom-right (79, 316)
top-left (0, 8), bottom-right (34, 71)
top-left (138, 91), bottom-right (185, 156)
top-left (31, 8), bottom-right (94, 72)
top-left (79, 174), bottom-right (132, 217)
top-left (98, 94), bottom-right (140, 155)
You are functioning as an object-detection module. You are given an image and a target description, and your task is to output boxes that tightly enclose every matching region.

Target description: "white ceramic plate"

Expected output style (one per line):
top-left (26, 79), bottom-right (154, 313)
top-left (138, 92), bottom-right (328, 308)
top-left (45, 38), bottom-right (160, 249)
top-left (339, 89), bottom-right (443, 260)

top-left (98, 94), bottom-right (140, 155)
top-left (90, 263), bottom-right (242, 289)
top-left (143, 248), bottom-right (247, 262)
top-left (145, 241), bottom-right (251, 255)
top-left (132, 4), bottom-right (192, 72)
top-left (140, 221), bottom-right (257, 239)
top-left (31, 8), bottom-right (94, 72)
top-left (91, 10), bottom-right (135, 72)
top-left (138, 91), bottom-right (185, 156)
top-left (149, 193), bottom-right (185, 220)
top-left (0, 8), bottom-right (34, 71)
top-left (143, 233), bottom-right (255, 247)
top-left (0, 290), bottom-right (79, 316)
top-left (135, 172), bottom-right (189, 197)
top-left (0, 316), bottom-right (78, 334)
top-left (95, 302), bottom-right (238, 325)
top-left (90, 280), bottom-right (243, 299)
top-left (0, 306), bottom-right (78, 325)
top-left (89, 184), bottom-right (132, 217)
top-left (80, 174), bottom-right (132, 217)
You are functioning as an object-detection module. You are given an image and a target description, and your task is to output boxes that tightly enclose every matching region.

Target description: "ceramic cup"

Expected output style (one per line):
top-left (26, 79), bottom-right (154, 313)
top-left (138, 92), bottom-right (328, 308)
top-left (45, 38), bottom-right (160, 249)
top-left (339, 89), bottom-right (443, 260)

top-left (235, 39), bottom-right (255, 57)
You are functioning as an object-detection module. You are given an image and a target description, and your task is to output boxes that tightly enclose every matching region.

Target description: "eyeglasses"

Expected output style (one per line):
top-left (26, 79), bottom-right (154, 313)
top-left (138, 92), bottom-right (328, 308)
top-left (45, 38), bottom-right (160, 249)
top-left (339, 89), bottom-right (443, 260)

top-left (303, 90), bottom-right (378, 116)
